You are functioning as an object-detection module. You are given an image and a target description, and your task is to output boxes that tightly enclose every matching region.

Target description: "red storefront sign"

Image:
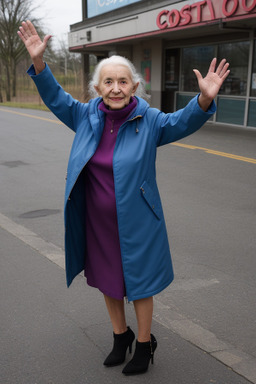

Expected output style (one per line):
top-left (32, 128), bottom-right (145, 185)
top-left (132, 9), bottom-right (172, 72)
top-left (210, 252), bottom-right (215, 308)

top-left (156, 0), bottom-right (256, 29)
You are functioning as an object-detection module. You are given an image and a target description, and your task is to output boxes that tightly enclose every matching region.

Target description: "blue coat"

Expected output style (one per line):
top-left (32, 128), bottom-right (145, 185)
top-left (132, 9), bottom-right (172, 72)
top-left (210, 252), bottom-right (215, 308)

top-left (28, 64), bottom-right (216, 301)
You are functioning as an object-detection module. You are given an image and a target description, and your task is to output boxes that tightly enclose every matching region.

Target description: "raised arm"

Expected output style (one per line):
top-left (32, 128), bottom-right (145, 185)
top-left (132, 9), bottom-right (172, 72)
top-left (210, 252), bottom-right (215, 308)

top-left (194, 58), bottom-right (230, 111)
top-left (17, 20), bottom-right (52, 74)
top-left (17, 20), bottom-right (87, 132)
top-left (155, 58), bottom-right (230, 146)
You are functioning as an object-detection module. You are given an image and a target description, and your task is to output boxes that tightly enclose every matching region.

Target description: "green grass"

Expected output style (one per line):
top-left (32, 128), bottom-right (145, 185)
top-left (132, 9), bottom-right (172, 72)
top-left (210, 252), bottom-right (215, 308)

top-left (0, 102), bottom-right (49, 111)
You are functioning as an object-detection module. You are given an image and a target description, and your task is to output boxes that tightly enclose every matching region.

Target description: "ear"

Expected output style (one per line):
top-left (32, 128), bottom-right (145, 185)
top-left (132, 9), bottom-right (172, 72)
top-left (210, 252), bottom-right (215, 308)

top-left (132, 82), bottom-right (139, 96)
top-left (94, 85), bottom-right (101, 96)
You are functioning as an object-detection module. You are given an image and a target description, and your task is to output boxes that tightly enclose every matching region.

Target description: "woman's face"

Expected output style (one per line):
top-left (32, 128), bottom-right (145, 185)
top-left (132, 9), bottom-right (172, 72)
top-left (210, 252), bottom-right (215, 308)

top-left (94, 64), bottom-right (139, 110)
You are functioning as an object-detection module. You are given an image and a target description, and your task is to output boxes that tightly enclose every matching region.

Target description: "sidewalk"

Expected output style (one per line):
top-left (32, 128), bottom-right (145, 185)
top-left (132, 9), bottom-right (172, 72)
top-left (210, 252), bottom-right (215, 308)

top-left (0, 220), bottom-right (253, 384)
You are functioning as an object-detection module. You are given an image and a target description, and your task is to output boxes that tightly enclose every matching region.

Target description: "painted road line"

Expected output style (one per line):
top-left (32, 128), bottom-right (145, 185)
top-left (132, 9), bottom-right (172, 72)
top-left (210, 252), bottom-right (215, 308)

top-left (0, 212), bottom-right (65, 269)
top-left (153, 299), bottom-right (256, 384)
top-left (0, 210), bottom-right (256, 383)
top-left (0, 107), bottom-right (63, 125)
top-left (1, 106), bottom-right (255, 165)
top-left (172, 142), bottom-right (256, 164)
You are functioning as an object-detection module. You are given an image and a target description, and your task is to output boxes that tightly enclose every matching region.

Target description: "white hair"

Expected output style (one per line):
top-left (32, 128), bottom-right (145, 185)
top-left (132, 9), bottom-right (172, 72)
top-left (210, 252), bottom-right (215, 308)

top-left (88, 55), bottom-right (150, 101)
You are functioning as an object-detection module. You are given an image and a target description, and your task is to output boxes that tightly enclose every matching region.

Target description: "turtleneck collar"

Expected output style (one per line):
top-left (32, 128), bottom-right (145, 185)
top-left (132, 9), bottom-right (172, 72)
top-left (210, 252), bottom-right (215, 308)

top-left (98, 97), bottom-right (137, 120)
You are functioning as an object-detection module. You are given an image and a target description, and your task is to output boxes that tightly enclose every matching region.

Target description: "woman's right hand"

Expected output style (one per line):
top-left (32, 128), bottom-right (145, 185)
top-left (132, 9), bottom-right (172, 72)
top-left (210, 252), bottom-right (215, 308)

top-left (18, 20), bottom-right (52, 74)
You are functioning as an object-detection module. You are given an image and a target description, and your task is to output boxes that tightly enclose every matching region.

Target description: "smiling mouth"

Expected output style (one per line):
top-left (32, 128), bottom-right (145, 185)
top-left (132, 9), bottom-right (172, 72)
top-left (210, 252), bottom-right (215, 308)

top-left (110, 98), bottom-right (123, 101)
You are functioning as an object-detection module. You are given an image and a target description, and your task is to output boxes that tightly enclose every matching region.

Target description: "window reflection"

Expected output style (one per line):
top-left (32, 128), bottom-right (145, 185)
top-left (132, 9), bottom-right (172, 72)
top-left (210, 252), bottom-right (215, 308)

top-left (251, 40), bottom-right (256, 97)
top-left (181, 42), bottom-right (250, 96)
top-left (181, 46), bottom-right (215, 92)
top-left (218, 42), bottom-right (249, 96)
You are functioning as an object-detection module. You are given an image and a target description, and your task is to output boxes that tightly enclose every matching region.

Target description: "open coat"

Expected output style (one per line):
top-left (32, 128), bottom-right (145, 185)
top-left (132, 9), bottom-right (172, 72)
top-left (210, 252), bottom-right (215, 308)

top-left (28, 63), bottom-right (216, 301)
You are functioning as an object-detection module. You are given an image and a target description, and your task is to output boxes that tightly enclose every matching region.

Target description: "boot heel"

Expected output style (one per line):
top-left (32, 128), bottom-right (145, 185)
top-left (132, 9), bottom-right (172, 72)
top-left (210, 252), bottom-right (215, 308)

top-left (150, 337), bottom-right (156, 364)
top-left (129, 342), bottom-right (133, 354)
top-left (122, 334), bottom-right (157, 375)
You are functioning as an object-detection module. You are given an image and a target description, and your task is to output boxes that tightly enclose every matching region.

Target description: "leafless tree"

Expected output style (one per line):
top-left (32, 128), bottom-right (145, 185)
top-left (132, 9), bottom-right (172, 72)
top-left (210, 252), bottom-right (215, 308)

top-left (0, 0), bottom-right (42, 101)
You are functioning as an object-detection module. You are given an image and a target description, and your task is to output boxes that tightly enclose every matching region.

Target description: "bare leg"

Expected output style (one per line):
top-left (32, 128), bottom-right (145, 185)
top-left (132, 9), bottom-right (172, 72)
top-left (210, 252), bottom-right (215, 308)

top-left (103, 295), bottom-right (135, 366)
top-left (104, 294), bottom-right (127, 334)
top-left (133, 296), bottom-right (153, 342)
top-left (121, 296), bottom-right (155, 374)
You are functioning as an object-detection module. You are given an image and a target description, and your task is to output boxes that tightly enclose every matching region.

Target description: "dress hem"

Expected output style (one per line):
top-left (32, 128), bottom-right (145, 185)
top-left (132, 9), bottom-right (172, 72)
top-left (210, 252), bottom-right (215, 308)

top-left (85, 276), bottom-right (126, 301)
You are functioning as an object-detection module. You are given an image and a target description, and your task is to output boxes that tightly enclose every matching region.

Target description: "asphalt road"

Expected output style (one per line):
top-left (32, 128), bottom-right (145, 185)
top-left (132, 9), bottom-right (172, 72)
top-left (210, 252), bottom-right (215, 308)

top-left (0, 106), bottom-right (255, 383)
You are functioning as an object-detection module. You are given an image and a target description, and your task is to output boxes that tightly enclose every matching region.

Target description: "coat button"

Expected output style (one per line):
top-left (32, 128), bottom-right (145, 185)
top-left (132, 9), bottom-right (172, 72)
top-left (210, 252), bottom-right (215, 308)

top-left (152, 205), bottom-right (155, 209)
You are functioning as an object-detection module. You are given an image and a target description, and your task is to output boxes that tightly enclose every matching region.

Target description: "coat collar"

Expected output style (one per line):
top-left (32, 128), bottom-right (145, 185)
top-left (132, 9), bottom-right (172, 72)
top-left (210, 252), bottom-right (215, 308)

top-left (87, 96), bottom-right (149, 142)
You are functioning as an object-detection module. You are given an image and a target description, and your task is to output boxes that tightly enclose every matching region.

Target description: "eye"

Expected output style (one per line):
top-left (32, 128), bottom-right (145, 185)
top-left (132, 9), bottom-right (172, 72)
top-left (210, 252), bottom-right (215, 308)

top-left (104, 80), bottom-right (112, 85)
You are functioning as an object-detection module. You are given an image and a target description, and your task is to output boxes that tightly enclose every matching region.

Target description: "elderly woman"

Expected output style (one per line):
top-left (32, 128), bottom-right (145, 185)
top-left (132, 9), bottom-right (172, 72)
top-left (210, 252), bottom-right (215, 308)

top-left (18, 21), bottom-right (229, 376)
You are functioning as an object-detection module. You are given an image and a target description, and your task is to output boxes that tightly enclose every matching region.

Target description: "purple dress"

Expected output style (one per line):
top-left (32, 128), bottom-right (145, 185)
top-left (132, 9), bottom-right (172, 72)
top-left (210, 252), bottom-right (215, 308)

top-left (84, 98), bottom-right (137, 300)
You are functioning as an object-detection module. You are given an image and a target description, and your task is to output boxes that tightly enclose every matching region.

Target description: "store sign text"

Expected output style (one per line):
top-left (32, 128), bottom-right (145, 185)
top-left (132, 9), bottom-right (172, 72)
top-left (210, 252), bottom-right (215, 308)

top-left (156, 0), bottom-right (256, 30)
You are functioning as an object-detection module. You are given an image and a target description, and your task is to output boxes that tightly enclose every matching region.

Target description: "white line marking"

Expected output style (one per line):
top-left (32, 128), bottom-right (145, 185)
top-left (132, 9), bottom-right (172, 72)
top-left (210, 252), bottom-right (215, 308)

top-left (0, 212), bottom-right (65, 269)
top-left (0, 212), bottom-right (255, 383)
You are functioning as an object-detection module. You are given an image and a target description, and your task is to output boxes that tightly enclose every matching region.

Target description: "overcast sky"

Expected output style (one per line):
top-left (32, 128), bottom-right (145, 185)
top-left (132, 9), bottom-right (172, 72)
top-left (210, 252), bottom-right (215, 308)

top-left (32, 0), bottom-right (82, 47)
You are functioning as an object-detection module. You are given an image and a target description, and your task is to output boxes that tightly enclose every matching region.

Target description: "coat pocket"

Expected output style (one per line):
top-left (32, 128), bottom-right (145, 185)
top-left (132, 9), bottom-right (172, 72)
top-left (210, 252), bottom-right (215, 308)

top-left (140, 181), bottom-right (161, 220)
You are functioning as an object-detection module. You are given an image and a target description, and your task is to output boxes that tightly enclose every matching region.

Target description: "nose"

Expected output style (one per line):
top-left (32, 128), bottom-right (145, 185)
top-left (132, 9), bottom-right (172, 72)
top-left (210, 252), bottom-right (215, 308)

top-left (112, 82), bottom-right (120, 94)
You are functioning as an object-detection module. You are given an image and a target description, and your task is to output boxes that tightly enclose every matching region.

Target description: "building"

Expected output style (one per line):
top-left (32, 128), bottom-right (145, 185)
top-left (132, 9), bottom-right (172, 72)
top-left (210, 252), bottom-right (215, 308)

top-left (68, 0), bottom-right (256, 128)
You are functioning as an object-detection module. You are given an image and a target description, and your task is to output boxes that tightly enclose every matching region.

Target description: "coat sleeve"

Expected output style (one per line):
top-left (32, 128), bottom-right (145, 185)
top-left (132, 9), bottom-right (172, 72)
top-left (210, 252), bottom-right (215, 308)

top-left (27, 63), bottom-right (88, 132)
top-left (154, 94), bottom-right (216, 146)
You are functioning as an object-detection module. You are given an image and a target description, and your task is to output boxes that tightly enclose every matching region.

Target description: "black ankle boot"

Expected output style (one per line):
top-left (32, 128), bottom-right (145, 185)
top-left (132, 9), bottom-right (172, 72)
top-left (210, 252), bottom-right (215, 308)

top-left (103, 326), bottom-right (135, 367)
top-left (122, 334), bottom-right (157, 375)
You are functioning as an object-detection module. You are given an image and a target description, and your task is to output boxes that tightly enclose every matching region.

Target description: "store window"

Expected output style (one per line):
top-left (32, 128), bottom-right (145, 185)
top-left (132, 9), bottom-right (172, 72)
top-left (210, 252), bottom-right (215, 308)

top-left (218, 42), bottom-right (249, 96)
top-left (248, 40), bottom-right (256, 127)
top-left (251, 40), bottom-right (256, 97)
top-left (216, 41), bottom-right (250, 126)
top-left (181, 46), bottom-right (215, 92)
top-left (178, 40), bottom-right (252, 126)
top-left (248, 100), bottom-right (256, 127)
top-left (216, 98), bottom-right (246, 125)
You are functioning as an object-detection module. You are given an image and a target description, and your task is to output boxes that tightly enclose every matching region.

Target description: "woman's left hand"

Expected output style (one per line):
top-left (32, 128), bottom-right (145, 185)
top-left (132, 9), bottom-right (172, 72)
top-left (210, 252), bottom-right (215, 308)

top-left (193, 58), bottom-right (230, 111)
